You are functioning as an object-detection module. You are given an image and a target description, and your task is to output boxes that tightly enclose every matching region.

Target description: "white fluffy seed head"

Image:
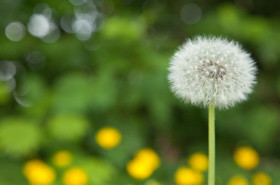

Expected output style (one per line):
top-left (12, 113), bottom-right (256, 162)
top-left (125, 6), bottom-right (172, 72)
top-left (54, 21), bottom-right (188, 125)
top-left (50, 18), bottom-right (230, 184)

top-left (168, 36), bottom-right (257, 109)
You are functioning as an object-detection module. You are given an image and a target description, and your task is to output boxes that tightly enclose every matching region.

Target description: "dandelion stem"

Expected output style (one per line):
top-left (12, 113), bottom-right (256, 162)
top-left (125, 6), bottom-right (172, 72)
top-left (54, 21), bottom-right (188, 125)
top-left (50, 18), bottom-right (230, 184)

top-left (208, 104), bottom-right (215, 185)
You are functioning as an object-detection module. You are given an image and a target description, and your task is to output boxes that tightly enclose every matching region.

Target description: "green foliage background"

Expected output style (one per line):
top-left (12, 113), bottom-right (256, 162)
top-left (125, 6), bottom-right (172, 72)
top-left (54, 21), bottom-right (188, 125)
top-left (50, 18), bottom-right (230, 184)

top-left (0, 0), bottom-right (280, 184)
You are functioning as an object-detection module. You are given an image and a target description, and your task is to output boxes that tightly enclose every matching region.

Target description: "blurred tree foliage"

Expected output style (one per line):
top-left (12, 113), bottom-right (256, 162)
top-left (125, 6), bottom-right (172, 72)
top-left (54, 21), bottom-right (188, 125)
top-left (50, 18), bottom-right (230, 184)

top-left (0, 0), bottom-right (280, 184)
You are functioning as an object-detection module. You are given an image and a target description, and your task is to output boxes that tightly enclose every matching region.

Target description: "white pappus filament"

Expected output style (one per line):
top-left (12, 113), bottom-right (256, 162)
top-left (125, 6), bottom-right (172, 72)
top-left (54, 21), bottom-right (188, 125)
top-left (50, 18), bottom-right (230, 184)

top-left (168, 36), bottom-right (257, 109)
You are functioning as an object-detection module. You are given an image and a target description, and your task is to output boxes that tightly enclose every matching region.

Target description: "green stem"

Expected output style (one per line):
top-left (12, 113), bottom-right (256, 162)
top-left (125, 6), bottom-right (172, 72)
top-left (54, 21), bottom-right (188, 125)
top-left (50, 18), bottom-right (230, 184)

top-left (208, 104), bottom-right (215, 185)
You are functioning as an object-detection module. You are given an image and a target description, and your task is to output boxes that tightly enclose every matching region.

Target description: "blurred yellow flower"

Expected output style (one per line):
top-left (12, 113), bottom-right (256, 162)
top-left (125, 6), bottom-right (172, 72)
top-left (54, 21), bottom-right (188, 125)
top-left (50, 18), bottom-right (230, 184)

top-left (227, 175), bottom-right (248, 185)
top-left (188, 152), bottom-right (208, 172)
top-left (63, 167), bottom-right (88, 185)
top-left (52, 150), bottom-right (73, 167)
top-left (127, 148), bottom-right (160, 180)
top-left (252, 172), bottom-right (271, 185)
top-left (127, 159), bottom-right (154, 180)
top-left (95, 127), bottom-right (121, 149)
top-left (234, 146), bottom-right (259, 170)
top-left (135, 148), bottom-right (160, 169)
top-left (174, 166), bottom-right (203, 185)
top-left (23, 159), bottom-right (56, 185)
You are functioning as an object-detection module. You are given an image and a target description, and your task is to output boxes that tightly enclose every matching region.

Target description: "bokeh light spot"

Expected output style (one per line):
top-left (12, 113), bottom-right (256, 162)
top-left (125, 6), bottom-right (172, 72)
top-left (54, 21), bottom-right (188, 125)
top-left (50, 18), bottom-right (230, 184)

top-left (60, 16), bottom-right (74, 33)
top-left (72, 18), bottom-right (95, 40)
top-left (69, 0), bottom-right (87, 6)
top-left (28, 14), bottom-right (51, 38)
top-left (5, 22), bottom-right (26, 42)
top-left (26, 51), bottom-right (46, 70)
top-left (180, 3), bottom-right (202, 25)
top-left (0, 61), bottom-right (17, 81)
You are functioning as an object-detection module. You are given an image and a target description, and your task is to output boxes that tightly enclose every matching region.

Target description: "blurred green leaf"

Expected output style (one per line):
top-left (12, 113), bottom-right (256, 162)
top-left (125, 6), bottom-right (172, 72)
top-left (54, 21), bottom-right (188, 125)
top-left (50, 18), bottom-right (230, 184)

top-left (0, 82), bottom-right (12, 105)
top-left (244, 107), bottom-right (278, 151)
top-left (78, 156), bottom-right (116, 185)
top-left (101, 16), bottom-right (146, 41)
top-left (17, 74), bottom-right (50, 117)
top-left (47, 113), bottom-right (89, 142)
top-left (51, 73), bottom-right (90, 112)
top-left (0, 157), bottom-right (27, 185)
top-left (0, 118), bottom-right (41, 157)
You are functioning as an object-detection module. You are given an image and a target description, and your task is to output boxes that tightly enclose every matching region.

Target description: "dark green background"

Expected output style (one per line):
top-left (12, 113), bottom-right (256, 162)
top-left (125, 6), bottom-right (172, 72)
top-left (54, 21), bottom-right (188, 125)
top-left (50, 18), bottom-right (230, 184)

top-left (0, 0), bottom-right (279, 184)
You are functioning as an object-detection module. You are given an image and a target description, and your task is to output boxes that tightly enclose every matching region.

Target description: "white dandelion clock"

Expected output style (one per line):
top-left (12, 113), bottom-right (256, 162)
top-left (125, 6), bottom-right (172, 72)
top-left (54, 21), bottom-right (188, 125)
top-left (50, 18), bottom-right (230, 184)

top-left (168, 36), bottom-right (257, 109)
top-left (167, 36), bottom-right (257, 185)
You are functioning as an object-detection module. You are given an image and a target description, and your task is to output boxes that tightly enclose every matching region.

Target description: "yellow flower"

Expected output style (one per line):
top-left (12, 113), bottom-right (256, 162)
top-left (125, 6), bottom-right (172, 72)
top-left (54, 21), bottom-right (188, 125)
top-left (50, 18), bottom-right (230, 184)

top-left (135, 148), bottom-right (160, 169)
top-left (174, 166), bottom-right (204, 185)
top-left (127, 159), bottom-right (154, 180)
top-left (52, 150), bottom-right (73, 167)
top-left (23, 159), bottom-right (56, 185)
top-left (227, 175), bottom-right (248, 185)
top-left (63, 167), bottom-right (88, 185)
top-left (234, 146), bottom-right (259, 170)
top-left (95, 127), bottom-right (122, 149)
top-left (127, 148), bottom-right (160, 180)
top-left (252, 172), bottom-right (272, 185)
top-left (188, 152), bottom-right (208, 172)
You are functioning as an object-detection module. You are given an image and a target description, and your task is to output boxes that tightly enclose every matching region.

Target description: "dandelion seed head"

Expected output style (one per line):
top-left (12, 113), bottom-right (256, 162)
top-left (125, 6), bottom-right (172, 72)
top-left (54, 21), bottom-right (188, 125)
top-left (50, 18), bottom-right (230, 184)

top-left (168, 36), bottom-right (257, 109)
